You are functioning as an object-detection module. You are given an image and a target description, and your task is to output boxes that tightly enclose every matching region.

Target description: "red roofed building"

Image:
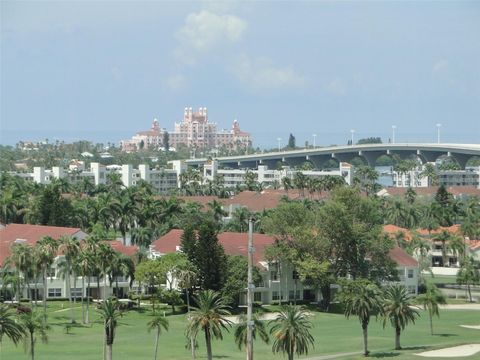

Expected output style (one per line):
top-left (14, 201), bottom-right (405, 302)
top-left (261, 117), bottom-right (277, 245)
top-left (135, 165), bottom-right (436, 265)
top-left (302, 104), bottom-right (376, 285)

top-left (0, 224), bottom-right (138, 301)
top-left (151, 229), bottom-right (420, 303)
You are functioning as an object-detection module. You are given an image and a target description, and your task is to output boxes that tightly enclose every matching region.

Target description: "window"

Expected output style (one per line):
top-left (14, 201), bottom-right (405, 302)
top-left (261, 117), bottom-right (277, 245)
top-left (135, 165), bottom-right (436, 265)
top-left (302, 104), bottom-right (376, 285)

top-left (48, 288), bottom-right (62, 298)
top-left (272, 291), bottom-right (279, 301)
top-left (407, 269), bottom-right (414, 279)
top-left (270, 271), bottom-right (278, 281)
top-left (292, 270), bottom-right (299, 280)
top-left (254, 292), bottom-right (262, 302)
top-left (408, 286), bottom-right (416, 294)
top-left (289, 290), bottom-right (301, 300)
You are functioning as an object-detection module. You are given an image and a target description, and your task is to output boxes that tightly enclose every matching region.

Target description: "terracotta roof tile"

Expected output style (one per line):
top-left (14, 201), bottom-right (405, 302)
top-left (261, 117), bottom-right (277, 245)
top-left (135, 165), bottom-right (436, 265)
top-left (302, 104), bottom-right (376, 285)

top-left (388, 246), bottom-right (418, 267)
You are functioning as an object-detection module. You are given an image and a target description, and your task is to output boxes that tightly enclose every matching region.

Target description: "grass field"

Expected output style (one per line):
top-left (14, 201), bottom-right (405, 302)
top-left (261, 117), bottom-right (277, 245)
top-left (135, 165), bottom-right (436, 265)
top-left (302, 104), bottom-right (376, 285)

top-left (1, 301), bottom-right (480, 360)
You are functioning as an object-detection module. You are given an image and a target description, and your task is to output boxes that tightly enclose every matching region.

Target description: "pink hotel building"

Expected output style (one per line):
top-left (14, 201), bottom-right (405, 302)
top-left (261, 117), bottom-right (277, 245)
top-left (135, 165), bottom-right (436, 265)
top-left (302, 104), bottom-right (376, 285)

top-left (121, 107), bottom-right (251, 152)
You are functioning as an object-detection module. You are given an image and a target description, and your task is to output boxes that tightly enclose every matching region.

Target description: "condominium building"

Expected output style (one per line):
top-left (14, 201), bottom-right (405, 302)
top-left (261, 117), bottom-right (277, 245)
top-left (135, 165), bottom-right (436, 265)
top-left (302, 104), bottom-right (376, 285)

top-left (392, 164), bottom-right (480, 188)
top-left (121, 107), bottom-right (251, 152)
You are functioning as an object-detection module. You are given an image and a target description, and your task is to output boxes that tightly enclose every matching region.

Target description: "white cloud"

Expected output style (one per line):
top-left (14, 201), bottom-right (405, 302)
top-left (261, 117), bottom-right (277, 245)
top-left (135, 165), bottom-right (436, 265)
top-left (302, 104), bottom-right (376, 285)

top-left (231, 54), bottom-right (305, 92)
top-left (176, 10), bottom-right (246, 52)
top-left (432, 59), bottom-right (449, 73)
top-left (165, 74), bottom-right (186, 91)
top-left (327, 78), bottom-right (347, 96)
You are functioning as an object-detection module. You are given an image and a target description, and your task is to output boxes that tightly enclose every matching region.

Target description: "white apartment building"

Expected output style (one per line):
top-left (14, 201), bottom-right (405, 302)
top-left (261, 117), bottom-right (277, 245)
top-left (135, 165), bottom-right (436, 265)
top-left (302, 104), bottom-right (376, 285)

top-left (202, 160), bottom-right (354, 188)
top-left (392, 164), bottom-right (480, 188)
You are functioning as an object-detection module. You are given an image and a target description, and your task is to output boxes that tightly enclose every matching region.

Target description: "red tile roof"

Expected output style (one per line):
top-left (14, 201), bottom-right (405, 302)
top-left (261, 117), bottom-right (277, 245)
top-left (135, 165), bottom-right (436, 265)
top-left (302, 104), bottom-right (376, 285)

top-left (388, 246), bottom-right (418, 267)
top-left (0, 224), bottom-right (84, 265)
top-left (106, 241), bottom-right (139, 257)
top-left (151, 230), bottom-right (275, 266)
top-left (383, 225), bottom-right (412, 241)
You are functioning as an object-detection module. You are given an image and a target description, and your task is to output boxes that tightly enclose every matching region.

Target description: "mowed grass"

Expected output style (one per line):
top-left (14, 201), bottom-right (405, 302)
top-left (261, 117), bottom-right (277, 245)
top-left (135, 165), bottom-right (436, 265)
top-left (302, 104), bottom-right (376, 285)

top-left (2, 301), bottom-right (480, 360)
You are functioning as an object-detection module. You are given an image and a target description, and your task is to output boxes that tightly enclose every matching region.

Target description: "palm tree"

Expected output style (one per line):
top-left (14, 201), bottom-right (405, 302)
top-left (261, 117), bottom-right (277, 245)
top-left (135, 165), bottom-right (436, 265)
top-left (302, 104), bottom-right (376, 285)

top-left (36, 236), bottom-right (59, 323)
top-left (416, 283), bottom-right (446, 335)
top-left (337, 280), bottom-right (381, 356)
top-left (58, 235), bottom-right (80, 323)
top-left (77, 250), bottom-right (94, 324)
top-left (19, 311), bottom-right (50, 360)
top-left (177, 268), bottom-right (197, 359)
top-left (187, 290), bottom-right (232, 360)
top-left (381, 285), bottom-right (420, 350)
top-left (9, 243), bottom-right (32, 301)
top-left (269, 305), bottom-right (314, 360)
top-left (147, 315), bottom-right (169, 360)
top-left (234, 313), bottom-right (269, 351)
top-left (97, 299), bottom-right (122, 360)
top-left (457, 256), bottom-right (480, 302)
top-left (98, 243), bottom-right (116, 300)
top-left (0, 304), bottom-right (25, 352)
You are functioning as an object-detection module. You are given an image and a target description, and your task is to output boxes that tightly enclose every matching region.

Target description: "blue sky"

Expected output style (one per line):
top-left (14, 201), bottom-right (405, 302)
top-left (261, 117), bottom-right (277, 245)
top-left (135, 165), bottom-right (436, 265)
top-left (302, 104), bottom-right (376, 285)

top-left (1, 1), bottom-right (479, 148)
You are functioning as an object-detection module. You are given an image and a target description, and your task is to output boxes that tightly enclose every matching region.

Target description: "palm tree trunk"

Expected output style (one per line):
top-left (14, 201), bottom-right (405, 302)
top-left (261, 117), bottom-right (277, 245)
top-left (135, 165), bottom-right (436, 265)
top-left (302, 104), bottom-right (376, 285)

top-left (429, 309), bottom-right (433, 335)
top-left (186, 291), bottom-right (196, 360)
top-left (81, 276), bottom-right (85, 324)
top-left (106, 344), bottom-right (112, 360)
top-left (395, 326), bottom-right (401, 350)
top-left (73, 272), bottom-right (77, 323)
top-left (362, 323), bottom-right (369, 356)
top-left (43, 267), bottom-right (48, 323)
top-left (86, 276), bottom-right (90, 324)
top-left (103, 269), bottom-right (107, 300)
top-left (30, 331), bottom-right (35, 360)
top-left (97, 276), bottom-right (101, 301)
top-left (467, 284), bottom-right (472, 302)
top-left (205, 328), bottom-right (213, 360)
top-left (66, 260), bottom-right (73, 323)
top-left (154, 328), bottom-right (159, 360)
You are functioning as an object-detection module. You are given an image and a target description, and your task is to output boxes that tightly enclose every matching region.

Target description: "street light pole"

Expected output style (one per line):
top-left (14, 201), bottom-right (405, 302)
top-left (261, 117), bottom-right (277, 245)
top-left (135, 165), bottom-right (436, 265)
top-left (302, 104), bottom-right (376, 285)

top-left (277, 138), bottom-right (282, 152)
top-left (436, 123), bottom-right (442, 144)
top-left (392, 125), bottom-right (396, 144)
top-left (312, 134), bottom-right (317, 148)
top-left (247, 218), bottom-right (255, 360)
top-left (350, 129), bottom-right (355, 145)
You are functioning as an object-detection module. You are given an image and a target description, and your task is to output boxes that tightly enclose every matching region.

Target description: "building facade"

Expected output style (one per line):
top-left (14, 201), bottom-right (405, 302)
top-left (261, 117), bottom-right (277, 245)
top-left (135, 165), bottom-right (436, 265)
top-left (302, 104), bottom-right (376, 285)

top-left (121, 107), bottom-right (251, 152)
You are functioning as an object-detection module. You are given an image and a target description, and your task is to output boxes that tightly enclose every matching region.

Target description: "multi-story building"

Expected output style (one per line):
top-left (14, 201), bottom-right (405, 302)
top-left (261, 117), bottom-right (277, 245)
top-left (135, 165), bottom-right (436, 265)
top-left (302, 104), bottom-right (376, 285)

top-left (392, 163), bottom-right (480, 188)
top-left (202, 160), bottom-right (354, 188)
top-left (149, 229), bottom-right (419, 304)
top-left (121, 107), bottom-right (251, 152)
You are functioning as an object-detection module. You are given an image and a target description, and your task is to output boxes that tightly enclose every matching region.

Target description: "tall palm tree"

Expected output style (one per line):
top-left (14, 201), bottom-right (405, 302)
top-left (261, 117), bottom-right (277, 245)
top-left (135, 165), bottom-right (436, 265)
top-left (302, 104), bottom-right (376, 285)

top-left (36, 236), bottom-right (59, 323)
top-left (269, 305), bottom-right (314, 360)
top-left (416, 283), bottom-right (446, 335)
top-left (58, 235), bottom-right (80, 323)
top-left (97, 299), bottom-right (122, 360)
top-left (177, 268), bottom-right (197, 359)
top-left (187, 290), bottom-right (232, 360)
top-left (147, 315), bottom-right (169, 360)
top-left (337, 280), bottom-right (381, 356)
top-left (381, 285), bottom-right (420, 350)
top-left (20, 311), bottom-right (50, 360)
top-left (457, 256), bottom-right (480, 302)
top-left (77, 250), bottom-right (94, 324)
top-left (9, 243), bottom-right (32, 301)
top-left (98, 243), bottom-right (116, 300)
top-left (234, 313), bottom-right (269, 351)
top-left (0, 304), bottom-right (25, 352)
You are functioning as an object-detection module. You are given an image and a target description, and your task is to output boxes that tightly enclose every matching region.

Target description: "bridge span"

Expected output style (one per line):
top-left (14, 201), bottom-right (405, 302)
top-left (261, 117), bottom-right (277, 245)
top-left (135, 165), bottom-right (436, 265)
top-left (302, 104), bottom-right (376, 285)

top-left (185, 143), bottom-right (480, 170)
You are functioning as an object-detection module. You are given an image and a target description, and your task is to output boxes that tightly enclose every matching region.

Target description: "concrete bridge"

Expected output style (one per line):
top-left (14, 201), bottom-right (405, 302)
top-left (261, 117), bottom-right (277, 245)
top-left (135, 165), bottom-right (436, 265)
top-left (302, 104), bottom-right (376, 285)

top-left (185, 143), bottom-right (480, 170)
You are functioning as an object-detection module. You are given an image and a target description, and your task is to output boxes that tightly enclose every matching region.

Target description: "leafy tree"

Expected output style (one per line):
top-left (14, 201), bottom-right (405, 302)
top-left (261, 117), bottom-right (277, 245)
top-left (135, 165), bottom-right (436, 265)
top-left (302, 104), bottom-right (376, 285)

top-left (221, 255), bottom-right (262, 307)
top-left (381, 285), bottom-right (420, 350)
top-left (147, 315), bottom-right (169, 360)
top-left (0, 304), bottom-right (25, 350)
top-left (97, 299), bottom-right (122, 360)
top-left (20, 311), bottom-right (50, 360)
top-left (187, 290), bottom-right (232, 360)
top-left (337, 279), bottom-right (382, 356)
top-left (416, 283), bottom-right (446, 335)
top-left (158, 289), bottom-right (183, 314)
top-left (163, 132), bottom-right (170, 152)
top-left (269, 305), bottom-right (314, 360)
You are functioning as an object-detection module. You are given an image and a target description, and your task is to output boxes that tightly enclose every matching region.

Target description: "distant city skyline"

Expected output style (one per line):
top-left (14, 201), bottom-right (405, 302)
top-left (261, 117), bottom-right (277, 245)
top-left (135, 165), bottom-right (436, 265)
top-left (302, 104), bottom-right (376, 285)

top-left (1, 1), bottom-right (479, 147)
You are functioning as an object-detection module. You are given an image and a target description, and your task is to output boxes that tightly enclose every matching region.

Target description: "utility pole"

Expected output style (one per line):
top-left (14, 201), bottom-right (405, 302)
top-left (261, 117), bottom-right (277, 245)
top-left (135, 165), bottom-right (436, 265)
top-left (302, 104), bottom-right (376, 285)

top-left (247, 218), bottom-right (255, 360)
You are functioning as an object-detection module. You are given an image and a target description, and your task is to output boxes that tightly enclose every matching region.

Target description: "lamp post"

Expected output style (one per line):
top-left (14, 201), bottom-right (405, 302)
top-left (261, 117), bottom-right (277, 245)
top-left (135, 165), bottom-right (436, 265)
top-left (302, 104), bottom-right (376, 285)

top-left (436, 123), bottom-right (442, 144)
top-left (312, 134), bottom-right (317, 148)
top-left (350, 129), bottom-right (355, 145)
top-left (246, 218), bottom-right (255, 360)
top-left (392, 125), bottom-right (396, 144)
top-left (277, 138), bottom-right (282, 152)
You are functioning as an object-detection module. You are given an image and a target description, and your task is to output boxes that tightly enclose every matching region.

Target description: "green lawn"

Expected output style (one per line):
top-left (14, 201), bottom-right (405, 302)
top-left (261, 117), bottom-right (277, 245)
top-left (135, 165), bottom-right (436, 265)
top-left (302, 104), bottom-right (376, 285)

top-left (424, 275), bottom-right (458, 285)
top-left (2, 301), bottom-right (480, 360)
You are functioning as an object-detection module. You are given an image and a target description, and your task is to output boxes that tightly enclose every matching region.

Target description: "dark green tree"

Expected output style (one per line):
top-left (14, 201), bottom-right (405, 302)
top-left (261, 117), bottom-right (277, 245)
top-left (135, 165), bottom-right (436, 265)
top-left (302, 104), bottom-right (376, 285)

top-left (287, 134), bottom-right (296, 149)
